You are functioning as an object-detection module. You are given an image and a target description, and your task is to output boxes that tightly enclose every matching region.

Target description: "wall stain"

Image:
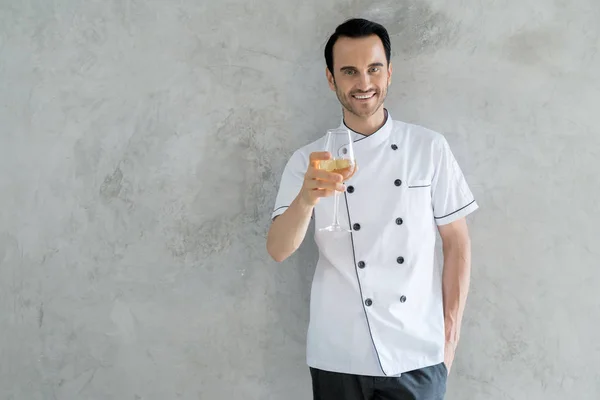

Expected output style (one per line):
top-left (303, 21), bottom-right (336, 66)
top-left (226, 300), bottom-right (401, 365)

top-left (0, 232), bottom-right (17, 264)
top-left (502, 27), bottom-right (562, 66)
top-left (38, 302), bottom-right (44, 328)
top-left (99, 165), bottom-right (124, 200)
top-left (164, 107), bottom-right (272, 262)
top-left (356, 0), bottom-right (460, 57)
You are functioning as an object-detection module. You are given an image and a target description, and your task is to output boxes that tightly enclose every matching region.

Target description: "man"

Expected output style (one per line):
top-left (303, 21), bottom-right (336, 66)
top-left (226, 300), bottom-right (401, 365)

top-left (267, 18), bottom-right (478, 400)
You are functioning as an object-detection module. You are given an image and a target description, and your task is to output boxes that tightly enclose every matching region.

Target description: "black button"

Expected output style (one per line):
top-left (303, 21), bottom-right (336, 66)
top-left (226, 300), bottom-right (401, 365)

top-left (396, 218), bottom-right (403, 225)
top-left (397, 256), bottom-right (405, 264)
top-left (365, 298), bottom-right (373, 306)
top-left (391, 144), bottom-right (398, 150)
top-left (347, 185), bottom-right (354, 193)
top-left (358, 261), bottom-right (365, 269)
top-left (394, 179), bottom-right (402, 187)
top-left (400, 295), bottom-right (407, 303)
top-left (353, 223), bottom-right (361, 231)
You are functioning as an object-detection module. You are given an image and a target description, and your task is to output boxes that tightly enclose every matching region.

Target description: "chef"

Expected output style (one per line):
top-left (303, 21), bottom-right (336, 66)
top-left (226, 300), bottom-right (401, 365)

top-left (267, 18), bottom-right (478, 400)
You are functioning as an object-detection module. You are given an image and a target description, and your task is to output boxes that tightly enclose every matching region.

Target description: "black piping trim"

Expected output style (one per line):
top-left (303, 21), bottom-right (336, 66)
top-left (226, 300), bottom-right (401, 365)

top-left (272, 205), bottom-right (314, 221)
top-left (343, 191), bottom-right (387, 376)
top-left (434, 200), bottom-right (476, 220)
top-left (353, 135), bottom-right (369, 143)
top-left (271, 205), bottom-right (289, 221)
top-left (408, 184), bottom-right (431, 188)
top-left (343, 108), bottom-right (389, 144)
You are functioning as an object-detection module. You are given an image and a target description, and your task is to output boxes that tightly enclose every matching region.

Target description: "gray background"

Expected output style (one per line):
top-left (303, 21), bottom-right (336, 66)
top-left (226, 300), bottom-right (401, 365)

top-left (1, 0), bottom-right (598, 399)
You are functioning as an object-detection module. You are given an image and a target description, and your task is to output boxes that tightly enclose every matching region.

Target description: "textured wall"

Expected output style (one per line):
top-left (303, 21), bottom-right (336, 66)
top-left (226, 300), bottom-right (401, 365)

top-left (1, 0), bottom-right (599, 399)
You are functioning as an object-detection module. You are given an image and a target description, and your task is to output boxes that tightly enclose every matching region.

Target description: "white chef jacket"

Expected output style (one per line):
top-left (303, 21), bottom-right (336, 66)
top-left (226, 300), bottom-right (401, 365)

top-left (271, 110), bottom-right (478, 377)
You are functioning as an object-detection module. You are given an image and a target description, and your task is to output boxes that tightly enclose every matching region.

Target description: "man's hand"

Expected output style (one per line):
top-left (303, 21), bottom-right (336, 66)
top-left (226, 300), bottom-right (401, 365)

top-left (299, 151), bottom-right (346, 207)
top-left (444, 340), bottom-right (456, 375)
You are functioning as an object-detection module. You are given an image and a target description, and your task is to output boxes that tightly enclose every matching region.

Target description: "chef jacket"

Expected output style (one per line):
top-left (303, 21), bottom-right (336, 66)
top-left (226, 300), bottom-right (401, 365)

top-left (271, 110), bottom-right (479, 377)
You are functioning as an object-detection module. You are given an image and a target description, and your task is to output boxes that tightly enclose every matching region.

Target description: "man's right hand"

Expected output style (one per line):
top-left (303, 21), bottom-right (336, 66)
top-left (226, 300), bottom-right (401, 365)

top-left (299, 151), bottom-right (346, 207)
top-left (267, 151), bottom-right (346, 262)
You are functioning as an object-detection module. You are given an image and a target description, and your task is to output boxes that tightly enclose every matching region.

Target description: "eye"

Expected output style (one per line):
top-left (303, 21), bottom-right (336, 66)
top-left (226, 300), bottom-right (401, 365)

top-left (370, 67), bottom-right (380, 73)
top-left (344, 69), bottom-right (355, 76)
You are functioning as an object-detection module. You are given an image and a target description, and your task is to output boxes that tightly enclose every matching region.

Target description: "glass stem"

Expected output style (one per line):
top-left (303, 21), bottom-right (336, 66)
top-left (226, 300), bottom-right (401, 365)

top-left (333, 190), bottom-right (340, 227)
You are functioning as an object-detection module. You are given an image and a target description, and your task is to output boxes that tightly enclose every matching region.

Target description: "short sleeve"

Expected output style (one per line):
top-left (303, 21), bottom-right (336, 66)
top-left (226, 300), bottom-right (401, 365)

top-left (431, 136), bottom-right (479, 225)
top-left (271, 150), bottom-right (308, 220)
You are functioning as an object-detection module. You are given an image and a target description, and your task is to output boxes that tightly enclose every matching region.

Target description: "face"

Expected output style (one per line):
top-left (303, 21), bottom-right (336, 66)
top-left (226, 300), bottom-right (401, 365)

top-left (326, 34), bottom-right (392, 119)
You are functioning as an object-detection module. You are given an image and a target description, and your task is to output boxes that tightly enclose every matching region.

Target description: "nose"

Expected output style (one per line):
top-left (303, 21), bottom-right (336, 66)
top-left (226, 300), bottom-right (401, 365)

top-left (357, 72), bottom-right (371, 91)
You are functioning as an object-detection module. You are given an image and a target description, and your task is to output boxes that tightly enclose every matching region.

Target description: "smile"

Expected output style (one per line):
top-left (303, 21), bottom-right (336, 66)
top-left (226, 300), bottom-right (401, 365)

top-left (352, 92), bottom-right (376, 100)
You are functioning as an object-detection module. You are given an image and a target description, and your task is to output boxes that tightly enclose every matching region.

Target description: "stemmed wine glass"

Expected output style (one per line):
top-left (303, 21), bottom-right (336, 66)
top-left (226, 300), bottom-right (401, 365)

top-left (318, 127), bottom-right (356, 232)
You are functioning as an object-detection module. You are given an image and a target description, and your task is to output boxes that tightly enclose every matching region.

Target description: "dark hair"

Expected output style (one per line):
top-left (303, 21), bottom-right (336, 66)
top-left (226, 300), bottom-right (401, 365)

top-left (324, 18), bottom-right (391, 75)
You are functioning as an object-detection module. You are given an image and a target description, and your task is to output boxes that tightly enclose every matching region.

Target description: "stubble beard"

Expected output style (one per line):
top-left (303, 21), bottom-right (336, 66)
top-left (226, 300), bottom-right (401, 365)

top-left (334, 81), bottom-right (388, 119)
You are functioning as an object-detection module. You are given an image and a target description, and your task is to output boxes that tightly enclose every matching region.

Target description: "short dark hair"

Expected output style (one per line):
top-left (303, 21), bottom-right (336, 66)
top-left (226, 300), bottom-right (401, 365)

top-left (324, 18), bottom-right (391, 75)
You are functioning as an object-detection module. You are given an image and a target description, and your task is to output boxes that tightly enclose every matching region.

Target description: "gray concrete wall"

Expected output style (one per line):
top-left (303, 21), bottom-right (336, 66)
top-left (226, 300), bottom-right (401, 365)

top-left (1, 0), bottom-right (598, 399)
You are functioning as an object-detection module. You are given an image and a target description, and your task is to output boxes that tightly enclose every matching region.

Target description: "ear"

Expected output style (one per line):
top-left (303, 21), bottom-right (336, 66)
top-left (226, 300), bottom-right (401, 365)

top-left (387, 62), bottom-right (393, 86)
top-left (326, 67), bottom-right (336, 91)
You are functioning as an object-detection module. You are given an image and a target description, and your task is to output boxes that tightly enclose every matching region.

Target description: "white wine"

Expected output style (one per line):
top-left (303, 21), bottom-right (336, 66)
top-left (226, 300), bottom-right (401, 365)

top-left (319, 158), bottom-right (356, 181)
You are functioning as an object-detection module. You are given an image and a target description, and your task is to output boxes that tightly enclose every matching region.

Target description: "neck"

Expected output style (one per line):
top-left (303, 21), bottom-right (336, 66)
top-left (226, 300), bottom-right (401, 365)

top-left (343, 106), bottom-right (387, 135)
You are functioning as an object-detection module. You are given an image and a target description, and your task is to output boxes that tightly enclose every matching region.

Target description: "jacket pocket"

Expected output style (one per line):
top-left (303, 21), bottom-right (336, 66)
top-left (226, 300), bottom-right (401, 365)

top-left (408, 179), bottom-right (431, 189)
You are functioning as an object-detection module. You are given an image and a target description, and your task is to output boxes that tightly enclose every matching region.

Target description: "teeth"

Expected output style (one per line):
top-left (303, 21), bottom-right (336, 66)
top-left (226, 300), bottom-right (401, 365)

top-left (354, 93), bottom-right (374, 99)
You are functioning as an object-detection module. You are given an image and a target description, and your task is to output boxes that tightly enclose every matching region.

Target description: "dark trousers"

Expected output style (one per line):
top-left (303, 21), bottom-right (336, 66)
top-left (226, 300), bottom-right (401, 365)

top-left (310, 363), bottom-right (447, 400)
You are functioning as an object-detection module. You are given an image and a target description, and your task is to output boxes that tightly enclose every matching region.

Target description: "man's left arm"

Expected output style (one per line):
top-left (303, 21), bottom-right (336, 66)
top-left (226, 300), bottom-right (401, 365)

top-left (438, 217), bottom-right (472, 374)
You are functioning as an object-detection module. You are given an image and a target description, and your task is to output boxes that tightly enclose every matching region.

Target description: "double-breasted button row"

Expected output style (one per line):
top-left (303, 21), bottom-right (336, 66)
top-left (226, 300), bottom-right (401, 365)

top-left (344, 158), bottom-right (407, 305)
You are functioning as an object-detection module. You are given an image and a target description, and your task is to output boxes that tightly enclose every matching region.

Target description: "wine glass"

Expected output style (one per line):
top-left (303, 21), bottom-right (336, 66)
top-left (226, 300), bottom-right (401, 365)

top-left (318, 127), bottom-right (356, 232)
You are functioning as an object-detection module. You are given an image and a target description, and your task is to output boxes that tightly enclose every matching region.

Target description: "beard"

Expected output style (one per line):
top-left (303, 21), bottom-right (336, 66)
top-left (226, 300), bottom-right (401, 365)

top-left (334, 81), bottom-right (388, 119)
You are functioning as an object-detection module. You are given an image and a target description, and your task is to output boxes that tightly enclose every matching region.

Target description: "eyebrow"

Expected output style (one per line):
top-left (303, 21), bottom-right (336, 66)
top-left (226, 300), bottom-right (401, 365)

top-left (339, 62), bottom-right (385, 72)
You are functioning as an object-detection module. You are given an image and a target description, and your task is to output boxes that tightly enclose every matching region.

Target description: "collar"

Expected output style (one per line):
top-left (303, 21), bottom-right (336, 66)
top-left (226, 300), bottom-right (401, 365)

top-left (338, 108), bottom-right (394, 150)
